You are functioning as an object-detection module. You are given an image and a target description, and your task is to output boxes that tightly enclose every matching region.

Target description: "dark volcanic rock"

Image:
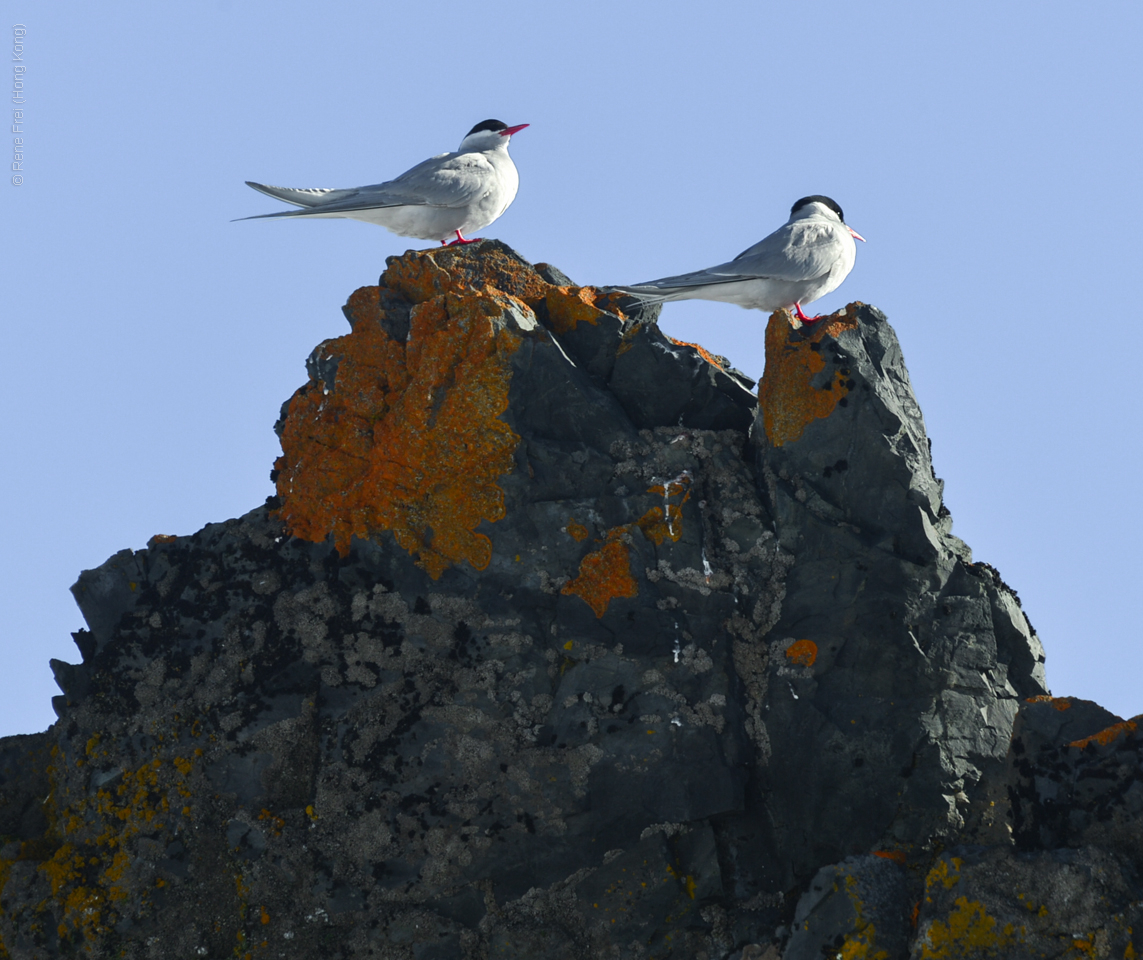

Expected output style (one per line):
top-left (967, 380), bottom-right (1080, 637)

top-left (0, 242), bottom-right (1136, 960)
top-left (1008, 696), bottom-right (1143, 858)
top-left (752, 308), bottom-right (1048, 886)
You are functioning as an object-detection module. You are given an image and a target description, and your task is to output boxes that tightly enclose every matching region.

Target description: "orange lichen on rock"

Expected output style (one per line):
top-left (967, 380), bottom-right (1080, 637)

top-left (667, 337), bottom-right (724, 370)
top-left (638, 477), bottom-right (692, 545)
top-left (544, 285), bottom-right (622, 334)
top-left (274, 284), bottom-right (525, 577)
top-left (381, 244), bottom-right (625, 333)
top-left (636, 506), bottom-right (683, 546)
top-left (1069, 719), bottom-right (1138, 750)
top-left (343, 284), bottom-right (383, 326)
top-left (758, 305), bottom-right (860, 447)
top-left (872, 850), bottom-right (908, 865)
top-left (565, 520), bottom-right (589, 542)
top-left (384, 244), bottom-right (552, 306)
top-left (544, 286), bottom-right (601, 334)
top-left (273, 245), bottom-right (646, 577)
top-left (563, 473), bottom-right (691, 613)
top-left (561, 539), bottom-right (638, 618)
top-left (785, 639), bottom-right (818, 668)
top-left (1025, 695), bottom-right (1072, 711)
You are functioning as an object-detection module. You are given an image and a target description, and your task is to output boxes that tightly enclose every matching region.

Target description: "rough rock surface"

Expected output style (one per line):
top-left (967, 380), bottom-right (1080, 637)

top-left (0, 242), bottom-right (1138, 959)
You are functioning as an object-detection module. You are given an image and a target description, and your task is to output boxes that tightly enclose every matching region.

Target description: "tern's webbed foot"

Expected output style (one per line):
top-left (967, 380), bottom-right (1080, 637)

top-left (446, 231), bottom-right (479, 246)
top-left (793, 302), bottom-right (821, 323)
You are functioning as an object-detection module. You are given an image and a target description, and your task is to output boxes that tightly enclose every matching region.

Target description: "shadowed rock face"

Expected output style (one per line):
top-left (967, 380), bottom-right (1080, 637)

top-left (753, 308), bottom-right (1049, 884)
top-left (0, 242), bottom-right (1136, 960)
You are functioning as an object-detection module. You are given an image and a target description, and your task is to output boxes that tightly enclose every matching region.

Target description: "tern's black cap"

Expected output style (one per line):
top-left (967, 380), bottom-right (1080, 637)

top-left (791, 195), bottom-right (844, 221)
top-left (466, 119), bottom-right (509, 136)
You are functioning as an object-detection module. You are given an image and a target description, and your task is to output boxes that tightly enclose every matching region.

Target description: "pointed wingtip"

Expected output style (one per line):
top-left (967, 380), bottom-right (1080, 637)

top-left (231, 211), bottom-right (285, 222)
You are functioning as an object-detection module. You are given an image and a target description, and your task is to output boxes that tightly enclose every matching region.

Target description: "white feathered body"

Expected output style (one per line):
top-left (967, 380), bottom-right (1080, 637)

top-left (242, 127), bottom-right (521, 242)
top-left (621, 202), bottom-right (858, 312)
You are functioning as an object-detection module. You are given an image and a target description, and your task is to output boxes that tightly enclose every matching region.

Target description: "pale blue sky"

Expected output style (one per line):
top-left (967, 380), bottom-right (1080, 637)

top-left (2, 1), bottom-right (1141, 735)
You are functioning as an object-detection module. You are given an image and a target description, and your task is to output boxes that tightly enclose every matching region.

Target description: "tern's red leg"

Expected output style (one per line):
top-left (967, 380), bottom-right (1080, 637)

top-left (446, 230), bottom-right (479, 246)
top-left (793, 302), bottom-right (821, 323)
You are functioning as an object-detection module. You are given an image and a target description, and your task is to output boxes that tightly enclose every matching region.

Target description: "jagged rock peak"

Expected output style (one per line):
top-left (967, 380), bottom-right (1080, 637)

top-left (0, 242), bottom-right (1138, 960)
top-left (272, 239), bottom-right (757, 574)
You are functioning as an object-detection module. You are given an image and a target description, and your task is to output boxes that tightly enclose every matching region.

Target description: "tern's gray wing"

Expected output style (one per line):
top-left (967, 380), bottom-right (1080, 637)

top-left (633, 220), bottom-right (846, 289)
top-left (238, 152), bottom-right (497, 221)
top-left (728, 220), bottom-right (847, 281)
top-left (375, 151), bottom-right (497, 207)
top-left (244, 182), bottom-right (358, 207)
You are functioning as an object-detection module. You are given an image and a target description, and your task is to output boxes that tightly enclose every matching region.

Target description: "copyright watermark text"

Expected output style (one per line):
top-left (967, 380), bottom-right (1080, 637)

top-left (11, 23), bottom-right (25, 185)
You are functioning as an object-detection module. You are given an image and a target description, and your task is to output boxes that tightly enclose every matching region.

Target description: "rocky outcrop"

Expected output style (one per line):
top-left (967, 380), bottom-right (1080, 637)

top-left (0, 242), bottom-right (1137, 959)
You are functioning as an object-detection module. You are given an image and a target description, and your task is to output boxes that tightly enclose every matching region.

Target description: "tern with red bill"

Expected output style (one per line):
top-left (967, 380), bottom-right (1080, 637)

top-left (239, 120), bottom-right (529, 245)
top-left (616, 196), bottom-right (864, 322)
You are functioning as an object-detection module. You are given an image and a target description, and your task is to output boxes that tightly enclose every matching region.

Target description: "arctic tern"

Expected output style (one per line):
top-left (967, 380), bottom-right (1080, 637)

top-left (239, 120), bottom-right (528, 245)
top-left (618, 196), bottom-right (864, 322)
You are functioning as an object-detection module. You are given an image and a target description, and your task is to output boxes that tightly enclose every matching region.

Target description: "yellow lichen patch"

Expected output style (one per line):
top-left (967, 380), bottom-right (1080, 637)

top-left (1071, 936), bottom-right (1097, 958)
top-left (1025, 695), bottom-right (1073, 711)
top-left (785, 640), bottom-right (818, 668)
top-left (1069, 719), bottom-right (1138, 750)
top-left (918, 897), bottom-right (1019, 958)
top-left (565, 520), bottom-right (589, 542)
top-left (925, 857), bottom-right (963, 893)
top-left (561, 540), bottom-right (638, 618)
top-left (758, 305), bottom-right (860, 447)
top-left (26, 747), bottom-right (199, 947)
top-left (831, 874), bottom-right (891, 960)
top-left (274, 288), bottom-right (524, 576)
top-left (257, 808), bottom-right (285, 837)
top-left (838, 924), bottom-right (891, 960)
